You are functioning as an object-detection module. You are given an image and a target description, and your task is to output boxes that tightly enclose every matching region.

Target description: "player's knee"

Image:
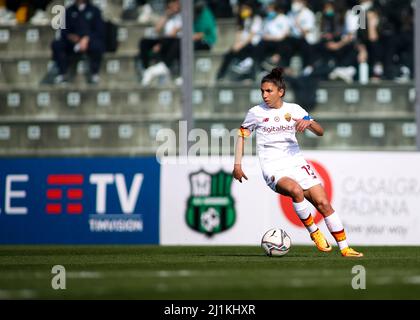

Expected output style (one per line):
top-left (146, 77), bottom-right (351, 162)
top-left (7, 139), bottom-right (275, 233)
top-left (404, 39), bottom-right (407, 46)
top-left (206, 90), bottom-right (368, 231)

top-left (316, 199), bottom-right (332, 213)
top-left (289, 185), bottom-right (304, 200)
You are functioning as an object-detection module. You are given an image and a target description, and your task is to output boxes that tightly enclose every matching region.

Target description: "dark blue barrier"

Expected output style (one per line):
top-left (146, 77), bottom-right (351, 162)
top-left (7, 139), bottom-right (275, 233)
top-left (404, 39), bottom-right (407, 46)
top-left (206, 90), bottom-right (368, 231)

top-left (0, 157), bottom-right (160, 244)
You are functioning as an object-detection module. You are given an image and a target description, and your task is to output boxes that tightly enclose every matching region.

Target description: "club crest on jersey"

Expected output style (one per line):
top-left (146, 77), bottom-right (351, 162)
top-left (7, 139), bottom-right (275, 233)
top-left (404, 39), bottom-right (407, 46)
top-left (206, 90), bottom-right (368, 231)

top-left (186, 170), bottom-right (236, 237)
top-left (263, 118), bottom-right (269, 122)
top-left (274, 116), bottom-right (280, 122)
top-left (284, 113), bottom-right (292, 122)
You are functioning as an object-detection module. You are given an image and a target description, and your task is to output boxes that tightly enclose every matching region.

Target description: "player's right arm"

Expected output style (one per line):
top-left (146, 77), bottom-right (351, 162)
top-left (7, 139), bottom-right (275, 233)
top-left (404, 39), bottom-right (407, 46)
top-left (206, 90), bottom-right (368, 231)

top-left (233, 109), bottom-right (256, 183)
top-left (233, 134), bottom-right (248, 183)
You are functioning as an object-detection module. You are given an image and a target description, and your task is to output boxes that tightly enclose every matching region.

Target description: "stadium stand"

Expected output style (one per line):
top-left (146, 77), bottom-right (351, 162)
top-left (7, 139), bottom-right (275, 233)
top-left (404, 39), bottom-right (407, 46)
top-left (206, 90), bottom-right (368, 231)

top-left (0, 0), bottom-right (416, 156)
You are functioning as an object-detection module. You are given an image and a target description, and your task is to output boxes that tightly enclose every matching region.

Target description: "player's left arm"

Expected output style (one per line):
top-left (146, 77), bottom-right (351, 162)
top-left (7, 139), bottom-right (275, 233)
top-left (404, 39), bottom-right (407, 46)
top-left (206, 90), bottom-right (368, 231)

top-left (306, 120), bottom-right (324, 136)
top-left (293, 116), bottom-right (324, 136)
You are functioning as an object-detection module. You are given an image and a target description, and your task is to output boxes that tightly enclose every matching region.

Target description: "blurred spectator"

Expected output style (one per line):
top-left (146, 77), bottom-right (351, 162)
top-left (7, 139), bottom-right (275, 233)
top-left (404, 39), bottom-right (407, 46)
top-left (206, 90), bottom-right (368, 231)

top-left (315, 0), bottom-right (358, 83)
top-left (381, 0), bottom-right (413, 81)
top-left (139, 0), bottom-right (217, 86)
top-left (121, 0), bottom-right (159, 24)
top-left (286, 0), bottom-right (319, 73)
top-left (51, 0), bottom-right (106, 84)
top-left (282, 0), bottom-right (337, 110)
top-left (319, 0), bottom-right (345, 41)
top-left (0, 0), bottom-right (51, 25)
top-left (251, 0), bottom-right (290, 77)
top-left (193, 0), bottom-right (217, 50)
top-left (350, 0), bottom-right (384, 81)
top-left (344, 0), bottom-right (415, 82)
top-left (216, 0), bottom-right (262, 81)
top-left (138, 0), bottom-right (182, 85)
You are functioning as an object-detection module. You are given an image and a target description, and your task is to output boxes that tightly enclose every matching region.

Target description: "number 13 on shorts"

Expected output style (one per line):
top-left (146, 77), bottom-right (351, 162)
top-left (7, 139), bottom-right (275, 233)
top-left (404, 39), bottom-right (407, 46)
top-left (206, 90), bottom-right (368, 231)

top-left (301, 164), bottom-right (317, 179)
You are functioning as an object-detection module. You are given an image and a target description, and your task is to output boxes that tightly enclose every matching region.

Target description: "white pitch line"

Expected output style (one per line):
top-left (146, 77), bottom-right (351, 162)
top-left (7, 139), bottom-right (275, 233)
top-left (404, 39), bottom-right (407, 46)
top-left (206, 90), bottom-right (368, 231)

top-left (66, 271), bottom-right (102, 279)
top-left (403, 276), bottom-right (420, 285)
top-left (0, 289), bottom-right (37, 299)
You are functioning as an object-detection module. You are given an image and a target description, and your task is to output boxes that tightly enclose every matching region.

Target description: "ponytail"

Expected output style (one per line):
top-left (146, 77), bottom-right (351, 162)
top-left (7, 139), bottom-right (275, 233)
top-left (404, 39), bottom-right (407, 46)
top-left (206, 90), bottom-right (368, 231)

top-left (261, 67), bottom-right (286, 96)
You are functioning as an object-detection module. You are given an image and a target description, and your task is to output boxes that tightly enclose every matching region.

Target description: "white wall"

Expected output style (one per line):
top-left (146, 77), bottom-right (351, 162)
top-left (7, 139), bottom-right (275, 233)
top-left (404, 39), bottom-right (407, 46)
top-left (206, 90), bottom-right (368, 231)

top-left (160, 152), bottom-right (420, 246)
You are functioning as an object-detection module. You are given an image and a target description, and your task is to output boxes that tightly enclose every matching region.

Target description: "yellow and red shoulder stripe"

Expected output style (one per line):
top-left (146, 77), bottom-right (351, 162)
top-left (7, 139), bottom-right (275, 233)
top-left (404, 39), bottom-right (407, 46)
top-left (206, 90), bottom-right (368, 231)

top-left (238, 126), bottom-right (251, 138)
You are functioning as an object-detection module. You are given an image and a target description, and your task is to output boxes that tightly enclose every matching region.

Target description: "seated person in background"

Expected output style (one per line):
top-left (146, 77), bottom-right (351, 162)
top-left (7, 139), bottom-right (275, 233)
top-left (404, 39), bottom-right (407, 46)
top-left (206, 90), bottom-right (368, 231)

top-left (51, 0), bottom-right (106, 84)
top-left (286, 0), bottom-right (319, 74)
top-left (251, 0), bottom-right (290, 78)
top-left (193, 0), bottom-right (217, 51)
top-left (381, 0), bottom-right (413, 82)
top-left (139, 0), bottom-right (217, 85)
top-left (121, 0), bottom-right (159, 24)
top-left (138, 0), bottom-right (182, 85)
top-left (313, 0), bottom-right (358, 83)
top-left (216, 0), bottom-right (262, 81)
top-left (352, 0), bottom-right (384, 81)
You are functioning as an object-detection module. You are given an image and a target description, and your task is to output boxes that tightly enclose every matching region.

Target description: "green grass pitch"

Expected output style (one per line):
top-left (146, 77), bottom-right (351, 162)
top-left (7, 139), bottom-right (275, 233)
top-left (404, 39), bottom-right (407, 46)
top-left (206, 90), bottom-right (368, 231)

top-left (1, 245), bottom-right (420, 299)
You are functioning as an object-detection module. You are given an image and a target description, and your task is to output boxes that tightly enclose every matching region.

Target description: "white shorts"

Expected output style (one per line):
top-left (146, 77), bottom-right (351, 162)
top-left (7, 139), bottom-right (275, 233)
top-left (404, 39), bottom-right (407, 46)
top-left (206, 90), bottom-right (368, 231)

top-left (263, 162), bottom-right (322, 192)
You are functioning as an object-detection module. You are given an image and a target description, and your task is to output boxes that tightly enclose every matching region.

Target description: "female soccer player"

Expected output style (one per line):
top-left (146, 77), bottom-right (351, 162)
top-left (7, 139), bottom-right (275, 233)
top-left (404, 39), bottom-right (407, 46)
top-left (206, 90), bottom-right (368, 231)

top-left (233, 67), bottom-right (363, 257)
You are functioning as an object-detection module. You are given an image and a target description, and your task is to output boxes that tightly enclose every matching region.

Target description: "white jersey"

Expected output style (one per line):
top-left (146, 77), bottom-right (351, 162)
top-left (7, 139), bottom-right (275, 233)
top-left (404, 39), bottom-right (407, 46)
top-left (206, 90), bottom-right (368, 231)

top-left (288, 7), bottom-right (318, 44)
top-left (240, 15), bottom-right (263, 45)
top-left (241, 101), bottom-right (310, 170)
top-left (163, 13), bottom-right (182, 37)
top-left (261, 13), bottom-right (290, 40)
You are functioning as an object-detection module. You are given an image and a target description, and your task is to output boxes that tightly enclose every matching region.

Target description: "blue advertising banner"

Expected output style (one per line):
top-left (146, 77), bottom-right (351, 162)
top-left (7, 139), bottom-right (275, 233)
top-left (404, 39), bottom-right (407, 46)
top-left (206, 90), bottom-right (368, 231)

top-left (0, 157), bottom-right (160, 244)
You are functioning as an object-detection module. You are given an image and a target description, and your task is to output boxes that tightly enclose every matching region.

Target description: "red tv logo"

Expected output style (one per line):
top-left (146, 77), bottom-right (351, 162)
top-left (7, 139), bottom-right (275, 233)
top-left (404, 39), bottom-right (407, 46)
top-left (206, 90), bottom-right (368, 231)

top-left (46, 174), bottom-right (84, 214)
top-left (279, 160), bottom-right (333, 227)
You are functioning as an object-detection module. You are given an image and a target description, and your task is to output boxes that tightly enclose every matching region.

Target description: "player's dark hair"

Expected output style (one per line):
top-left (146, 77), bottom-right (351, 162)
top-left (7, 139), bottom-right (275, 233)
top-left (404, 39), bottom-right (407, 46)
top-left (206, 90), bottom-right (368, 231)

top-left (261, 67), bottom-right (286, 96)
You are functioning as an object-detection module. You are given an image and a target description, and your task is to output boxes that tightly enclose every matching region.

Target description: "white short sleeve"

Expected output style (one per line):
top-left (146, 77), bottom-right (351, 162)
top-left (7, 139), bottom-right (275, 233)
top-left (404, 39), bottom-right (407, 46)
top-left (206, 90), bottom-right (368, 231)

top-left (293, 104), bottom-right (310, 120)
top-left (240, 109), bottom-right (258, 137)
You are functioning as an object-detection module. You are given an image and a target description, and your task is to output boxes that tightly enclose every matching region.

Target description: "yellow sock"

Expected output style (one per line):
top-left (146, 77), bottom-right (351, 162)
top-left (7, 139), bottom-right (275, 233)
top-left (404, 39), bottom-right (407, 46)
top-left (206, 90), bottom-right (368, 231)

top-left (324, 213), bottom-right (349, 250)
top-left (293, 200), bottom-right (318, 233)
top-left (301, 214), bottom-right (317, 232)
top-left (331, 229), bottom-right (346, 242)
top-left (331, 229), bottom-right (349, 250)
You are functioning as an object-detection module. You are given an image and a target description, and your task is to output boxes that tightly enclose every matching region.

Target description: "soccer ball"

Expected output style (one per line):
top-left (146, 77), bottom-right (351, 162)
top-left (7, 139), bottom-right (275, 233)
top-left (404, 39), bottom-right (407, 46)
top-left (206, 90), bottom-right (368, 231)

top-left (200, 208), bottom-right (220, 233)
top-left (261, 228), bottom-right (291, 257)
